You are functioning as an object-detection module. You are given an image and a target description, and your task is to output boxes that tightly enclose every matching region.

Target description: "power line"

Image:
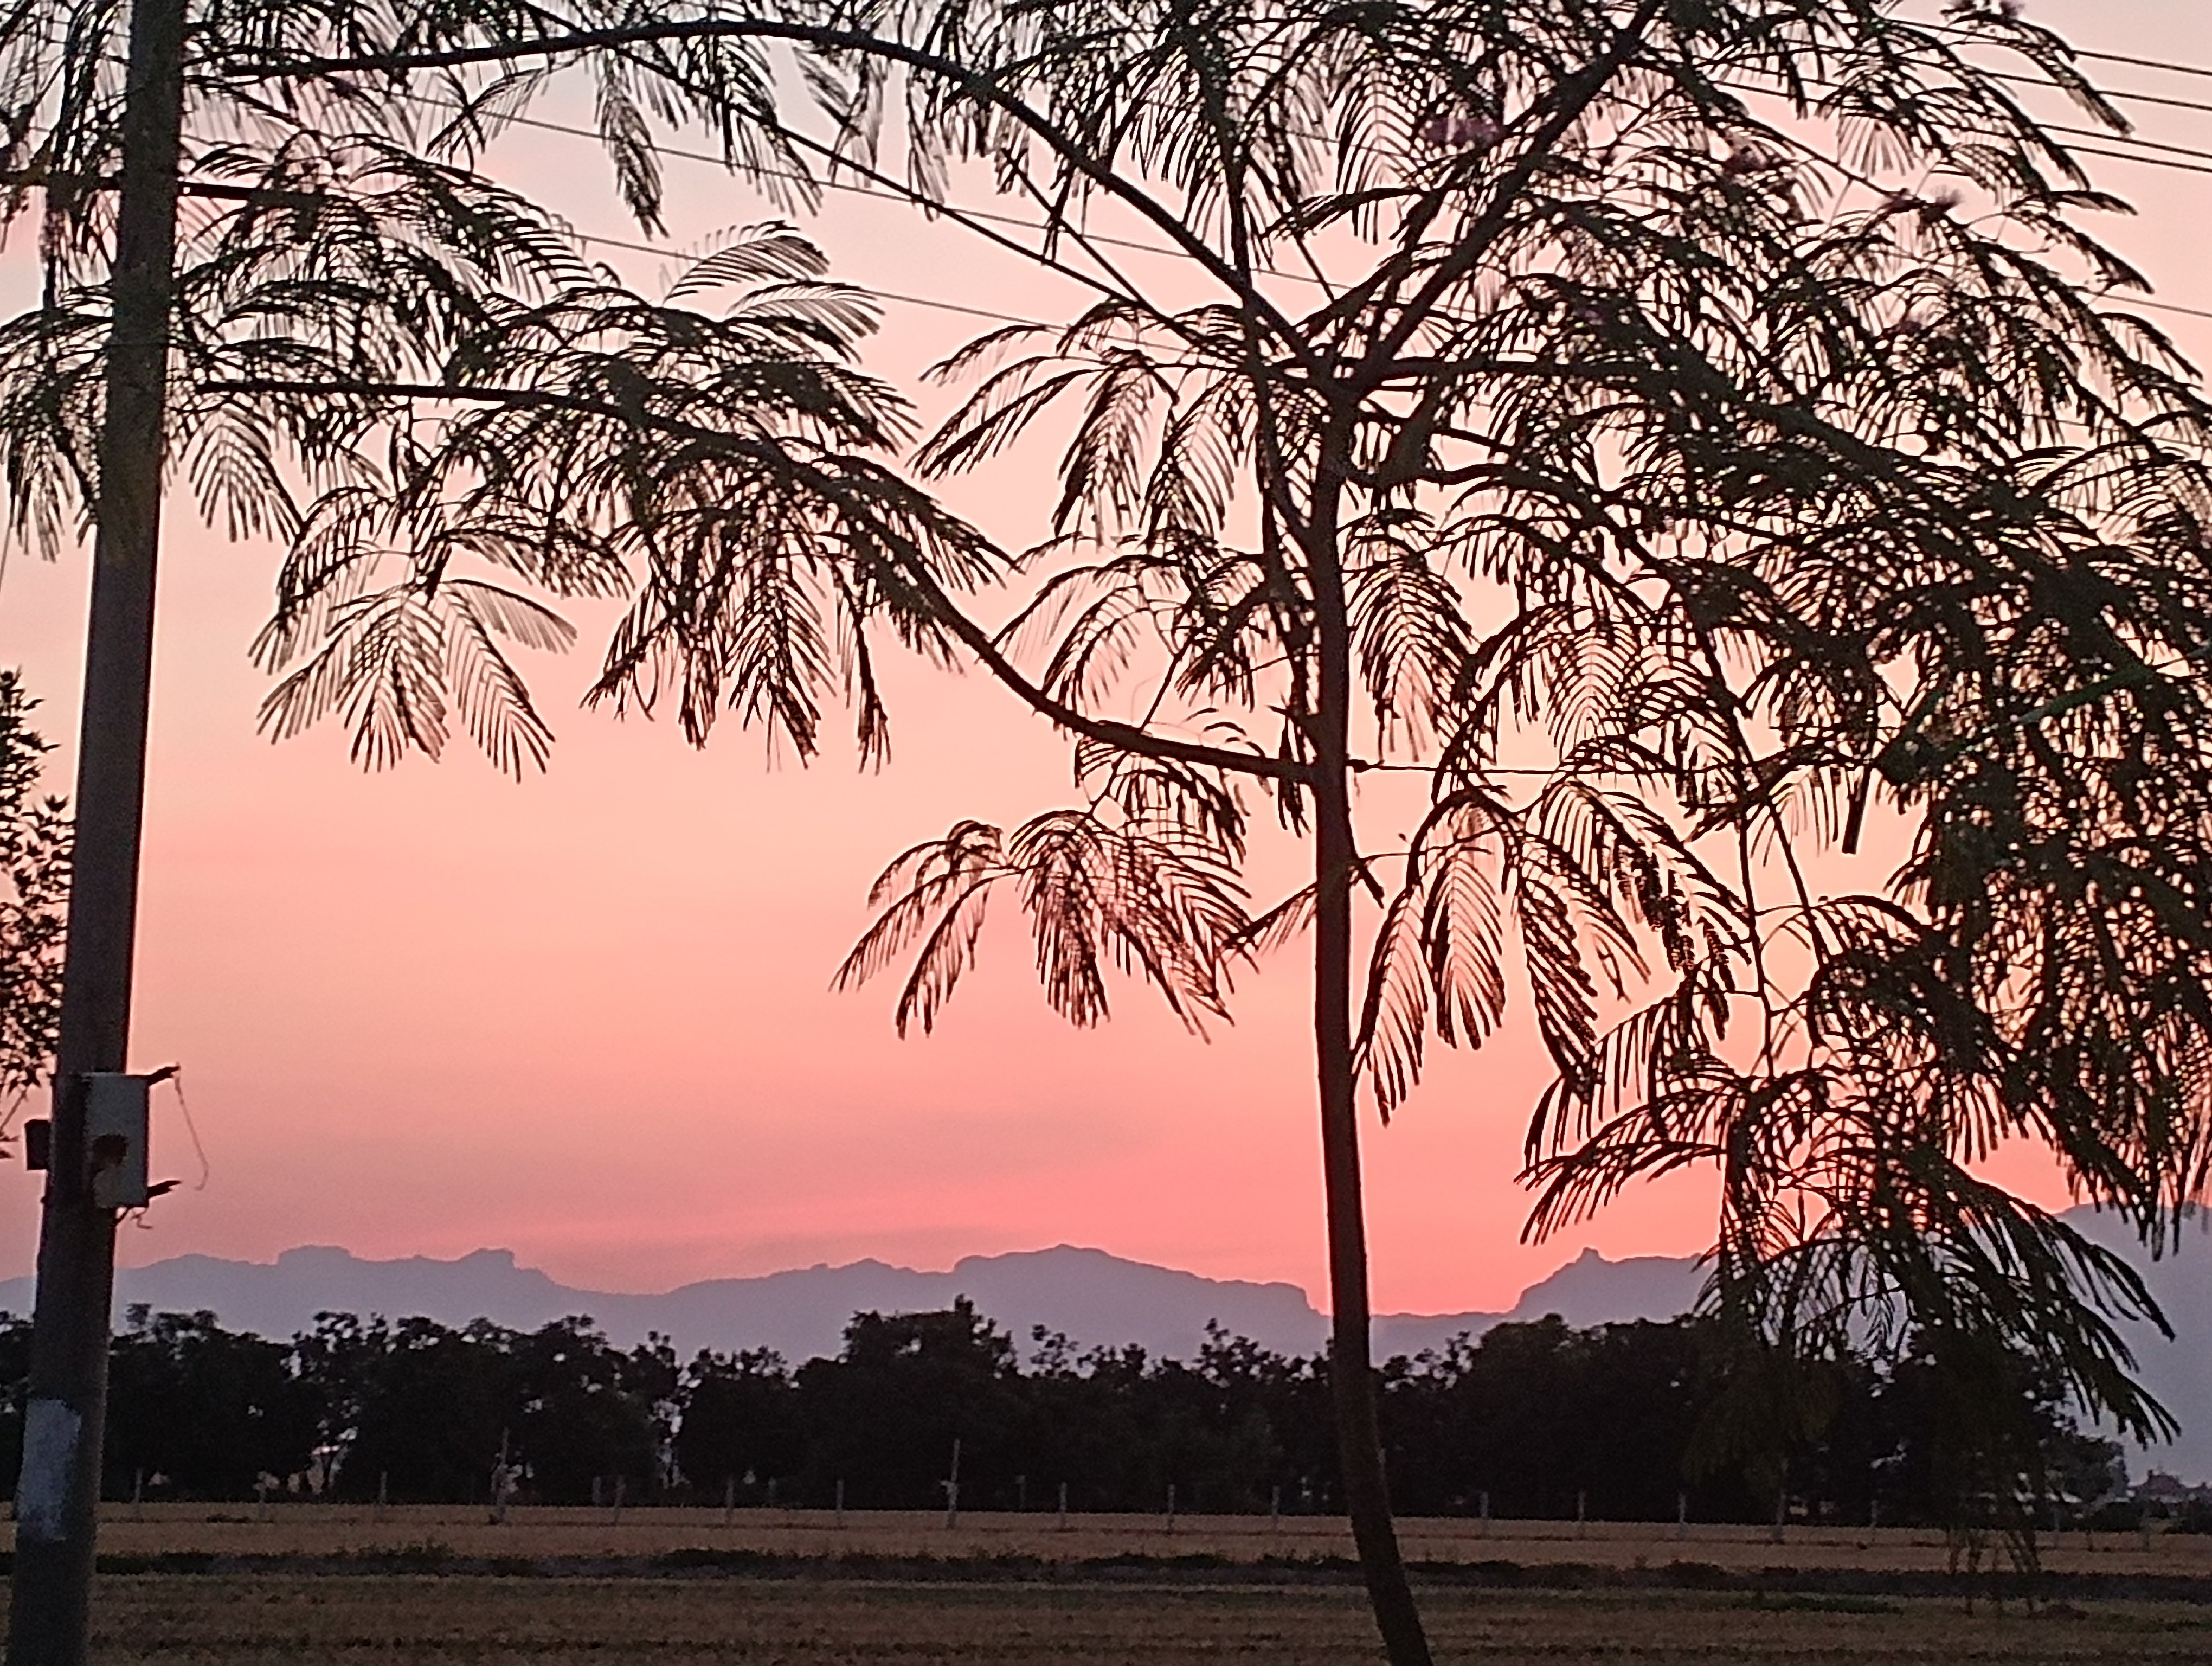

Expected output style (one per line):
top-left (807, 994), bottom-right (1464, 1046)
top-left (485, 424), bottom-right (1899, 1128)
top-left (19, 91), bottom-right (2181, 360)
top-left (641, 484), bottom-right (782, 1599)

top-left (2043, 82), bottom-right (2212, 119)
top-left (2047, 122), bottom-right (2212, 165)
top-left (483, 74), bottom-right (2212, 268)
top-left (11, 21), bottom-right (1264, 311)
top-left (327, 28), bottom-right (2212, 184)
top-left (2074, 47), bottom-right (2212, 85)
top-left (428, 95), bottom-right (1244, 289)
top-left (37, 19), bottom-right (2212, 339)
top-left (56, 14), bottom-right (2212, 171)
top-left (2060, 141), bottom-right (2212, 181)
top-left (2123, 295), bottom-right (2212, 326)
top-left (74, 17), bottom-right (2212, 327)
top-left (1926, 21), bottom-right (2212, 89)
top-left (476, 83), bottom-right (2212, 335)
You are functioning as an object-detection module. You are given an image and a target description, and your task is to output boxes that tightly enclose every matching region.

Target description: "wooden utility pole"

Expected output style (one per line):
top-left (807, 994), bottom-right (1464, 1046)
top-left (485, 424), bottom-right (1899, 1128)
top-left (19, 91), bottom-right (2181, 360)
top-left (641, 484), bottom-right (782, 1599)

top-left (4, 1), bottom-right (187, 1662)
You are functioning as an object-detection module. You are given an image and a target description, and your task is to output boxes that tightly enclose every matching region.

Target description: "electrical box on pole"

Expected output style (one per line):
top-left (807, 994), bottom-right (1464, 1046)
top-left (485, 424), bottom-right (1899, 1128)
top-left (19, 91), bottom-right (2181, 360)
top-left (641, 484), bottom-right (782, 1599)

top-left (85, 1074), bottom-right (150, 1210)
top-left (20, 1070), bottom-right (177, 1210)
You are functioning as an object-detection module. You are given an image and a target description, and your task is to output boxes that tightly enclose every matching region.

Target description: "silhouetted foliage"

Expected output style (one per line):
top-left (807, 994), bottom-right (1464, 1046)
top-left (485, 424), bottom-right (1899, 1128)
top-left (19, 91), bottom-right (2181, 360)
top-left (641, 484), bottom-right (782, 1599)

top-left (295, 1312), bottom-right (515, 1504)
top-left (296, 1311), bottom-right (672, 1504)
top-left (513, 1320), bottom-right (677, 1505)
top-left (673, 1346), bottom-right (798, 1504)
top-left (0, 670), bottom-right (67, 1107)
top-left (0, 5), bottom-right (954, 780)
top-left (1868, 1327), bottom-right (2131, 1564)
top-left (1386, 1318), bottom-right (1725, 1522)
top-left (0, 1304), bottom-right (31, 1495)
top-left (103, 1306), bottom-right (320, 1501)
top-left (789, 1299), bottom-right (1031, 1509)
top-left (0, 1299), bottom-right (2131, 1533)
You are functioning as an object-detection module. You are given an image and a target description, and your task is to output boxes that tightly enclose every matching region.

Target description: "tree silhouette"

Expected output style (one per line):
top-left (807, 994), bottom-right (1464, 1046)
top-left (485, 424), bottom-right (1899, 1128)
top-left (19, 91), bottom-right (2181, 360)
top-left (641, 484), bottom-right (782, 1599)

top-left (674, 1345), bottom-right (798, 1504)
top-left (510, 1317), bottom-right (674, 1504)
top-left (201, 3), bottom-right (2212, 1658)
top-left (793, 1300), bottom-right (1033, 1509)
top-left (0, 10), bottom-right (996, 1645)
top-left (0, 2), bottom-right (957, 780)
top-left (0, 672), bottom-right (67, 1112)
top-left (103, 1306), bottom-right (319, 1501)
top-left (791, 5), bottom-right (2212, 1651)
top-left (9, 1297), bottom-right (2129, 1530)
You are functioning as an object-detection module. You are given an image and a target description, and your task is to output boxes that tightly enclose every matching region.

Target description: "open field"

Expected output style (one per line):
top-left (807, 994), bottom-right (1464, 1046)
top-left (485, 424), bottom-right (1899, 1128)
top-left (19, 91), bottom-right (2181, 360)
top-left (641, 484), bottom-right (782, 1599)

top-left (11, 1503), bottom-right (2212, 1580)
top-left (16, 1573), bottom-right (2211, 1664)
top-left (6, 1509), bottom-right (2211, 1661)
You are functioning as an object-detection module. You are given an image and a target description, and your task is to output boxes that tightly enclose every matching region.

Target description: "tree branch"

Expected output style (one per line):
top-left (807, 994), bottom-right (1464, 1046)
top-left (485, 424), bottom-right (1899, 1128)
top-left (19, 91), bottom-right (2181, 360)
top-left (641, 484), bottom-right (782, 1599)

top-left (1356, 0), bottom-right (1667, 380)
top-left (224, 16), bottom-right (1328, 378)
top-left (208, 375), bottom-right (1311, 786)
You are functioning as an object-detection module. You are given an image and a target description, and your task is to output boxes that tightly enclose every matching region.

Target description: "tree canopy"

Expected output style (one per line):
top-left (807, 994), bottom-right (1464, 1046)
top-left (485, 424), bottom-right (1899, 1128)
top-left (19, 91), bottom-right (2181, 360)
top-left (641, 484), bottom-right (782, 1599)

top-left (0, 0), bottom-right (979, 775)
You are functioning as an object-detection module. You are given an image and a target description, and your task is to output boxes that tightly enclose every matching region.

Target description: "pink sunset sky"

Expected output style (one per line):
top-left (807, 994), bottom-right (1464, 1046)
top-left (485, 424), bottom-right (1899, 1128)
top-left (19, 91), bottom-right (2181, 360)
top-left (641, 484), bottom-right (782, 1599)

top-left (1, 0), bottom-right (2207, 1315)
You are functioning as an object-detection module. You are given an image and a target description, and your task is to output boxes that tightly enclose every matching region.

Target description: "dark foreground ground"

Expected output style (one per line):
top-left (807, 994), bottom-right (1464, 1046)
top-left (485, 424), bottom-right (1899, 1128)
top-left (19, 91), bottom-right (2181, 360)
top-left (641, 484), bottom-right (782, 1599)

top-left (28, 1573), bottom-right (2212, 1664)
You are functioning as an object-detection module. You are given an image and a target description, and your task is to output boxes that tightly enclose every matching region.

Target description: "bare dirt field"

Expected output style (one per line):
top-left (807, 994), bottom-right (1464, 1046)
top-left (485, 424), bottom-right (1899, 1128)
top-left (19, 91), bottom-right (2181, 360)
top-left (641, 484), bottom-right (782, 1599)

top-left (14, 1502), bottom-right (2210, 1580)
top-left (10, 1508), bottom-right (2212, 1662)
top-left (35, 1573), bottom-right (2212, 1664)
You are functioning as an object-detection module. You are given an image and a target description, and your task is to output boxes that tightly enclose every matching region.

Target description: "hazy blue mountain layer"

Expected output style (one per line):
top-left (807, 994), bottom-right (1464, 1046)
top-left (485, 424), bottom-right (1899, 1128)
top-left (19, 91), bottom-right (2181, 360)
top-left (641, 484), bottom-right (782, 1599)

top-left (5, 1206), bottom-right (2203, 1478)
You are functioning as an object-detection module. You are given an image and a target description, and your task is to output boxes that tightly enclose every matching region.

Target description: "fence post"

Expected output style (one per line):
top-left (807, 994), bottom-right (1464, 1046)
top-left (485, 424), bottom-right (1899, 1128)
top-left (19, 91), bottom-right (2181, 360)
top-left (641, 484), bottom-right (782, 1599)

top-left (1057, 1481), bottom-right (1068, 1532)
top-left (492, 1431), bottom-right (511, 1525)
top-left (1576, 1490), bottom-right (1586, 1540)
top-left (1676, 1491), bottom-right (1687, 1541)
top-left (1270, 1484), bottom-right (1281, 1535)
top-left (835, 1478), bottom-right (845, 1529)
top-left (944, 1439), bottom-right (961, 1530)
top-left (1166, 1484), bottom-right (1175, 1534)
top-left (1479, 1491), bottom-right (1490, 1537)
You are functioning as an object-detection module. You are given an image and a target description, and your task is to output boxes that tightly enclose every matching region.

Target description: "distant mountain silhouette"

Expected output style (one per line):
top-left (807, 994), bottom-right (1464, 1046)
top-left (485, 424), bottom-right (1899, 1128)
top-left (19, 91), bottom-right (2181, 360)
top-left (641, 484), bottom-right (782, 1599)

top-left (0, 1240), bottom-right (1693, 1364)
top-left (3, 1206), bottom-right (2204, 1478)
top-left (2056, 1208), bottom-right (2212, 1484)
top-left (1375, 1248), bottom-right (1704, 1359)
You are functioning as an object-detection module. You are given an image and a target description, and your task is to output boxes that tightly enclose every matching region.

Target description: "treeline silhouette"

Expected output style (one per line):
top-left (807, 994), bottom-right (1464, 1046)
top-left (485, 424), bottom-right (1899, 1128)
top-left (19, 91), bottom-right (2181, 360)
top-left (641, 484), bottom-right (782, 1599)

top-left (0, 1297), bottom-right (2126, 1528)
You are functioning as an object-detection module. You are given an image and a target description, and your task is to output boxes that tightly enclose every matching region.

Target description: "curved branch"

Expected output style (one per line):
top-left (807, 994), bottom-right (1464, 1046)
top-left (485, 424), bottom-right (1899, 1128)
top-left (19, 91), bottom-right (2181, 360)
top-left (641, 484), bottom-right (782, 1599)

top-left (210, 374), bottom-right (1310, 785)
top-left (226, 16), bottom-right (1325, 375)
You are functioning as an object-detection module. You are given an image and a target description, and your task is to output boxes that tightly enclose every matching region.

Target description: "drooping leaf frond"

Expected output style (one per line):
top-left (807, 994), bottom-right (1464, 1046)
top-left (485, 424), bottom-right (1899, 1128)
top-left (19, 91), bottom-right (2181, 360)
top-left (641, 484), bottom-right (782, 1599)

top-left (837, 806), bottom-right (1250, 1036)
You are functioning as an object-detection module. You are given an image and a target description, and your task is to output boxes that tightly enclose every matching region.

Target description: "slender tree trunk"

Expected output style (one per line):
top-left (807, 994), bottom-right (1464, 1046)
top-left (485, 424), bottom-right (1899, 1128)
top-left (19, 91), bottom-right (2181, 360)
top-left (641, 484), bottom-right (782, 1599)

top-left (4, 3), bottom-right (186, 1663)
top-left (1309, 468), bottom-right (1433, 1666)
